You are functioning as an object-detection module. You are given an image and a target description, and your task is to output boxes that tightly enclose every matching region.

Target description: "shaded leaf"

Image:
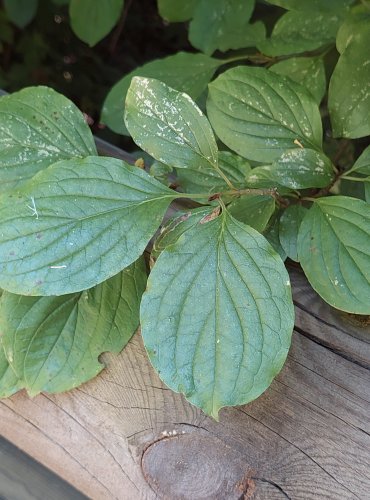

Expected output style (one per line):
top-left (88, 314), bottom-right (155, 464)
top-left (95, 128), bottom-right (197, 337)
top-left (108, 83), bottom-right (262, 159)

top-left (349, 145), bottom-right (370, 176)
top-left (189, 0), bottom-right (264, 55)
top-left (264, 0), bottom-right (354, 12)
top-left (264, 212), bottom-right (287, 261)
top-left (102, 52), bottom-right (221, 135)
top-left (0, 86), bottom-right (96, 194)
top-left (176, 151), bottom-right (251, 196)
top-left (207, 66), bottom-right (322, 163)
top-left (141, 209), bottom-right (294, 418)
top-left (0, 259), bottom-right (146, 397)
top-left (328, 24), bottom-right (370, 138)
top-left (125, 77), bottom-right (218, 172)
top-left (270, 56), bottom-right (326, 105)
top-left (69, 0), bottom-right (124, 46)
top-left (157, 0), bottom-right (197, 22)
top-left (298, 196), bottom-right (370, 313)
top-left (228, 195), bottom-right (275, 232)
top-left (0, 344), bottom-right (22, 398)
top-left (258, 11), bottom-right (342, 57)
top-left (152, 207), bottom-right (213, 260)
top-left (279, 204), bottom-right (308, 261)
top-left (4, 0), bottom-right (38, 28)
top-left (0, 156), bottom-right (176, 296)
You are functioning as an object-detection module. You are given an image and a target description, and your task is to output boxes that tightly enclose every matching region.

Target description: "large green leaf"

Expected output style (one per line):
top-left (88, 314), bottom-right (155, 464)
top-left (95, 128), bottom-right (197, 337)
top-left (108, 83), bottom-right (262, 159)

top-left (0, 259), bottom-right (146, 397)
top-left (251, 149), bottom-right (334, 190)
top-left (279, 205), bottom-right (308, 262)
top-left (69, 0), bottom-right (124, 46)
top-left (0, 86), bottom-right (96, 194)
top-left (157, 0), bottom-right (197, 21)
top-left (258, 11), bottom-right (342, 57)
top-left (102, 52), bottom-right (221, 135)
top-left (298, 196), bottom-right (370, 314)
top-left (228, 195), bottom-right (276, 232)
top-left (189, 0), bottom-right (264, 55)
top-left (176, 151), bottom-right (251, 197)
top-left (0, 156), bottom-right (176, 296)
top-left (125, 77), bottom-right (219, 172)
top-left (270, 57), bottom-right (326, 105)
top-left (4, 0), bottom-right (38, 28)
top-left (207, 66), bottom-right (322, 163)
top-left (336, 12), bottom-right (370, 54)
top-left (328, 24), bottom-right (370, 138)
top-left (141, 209), bottom-right (294, 418)
top-left (264, 0), bottom-right (354, 12)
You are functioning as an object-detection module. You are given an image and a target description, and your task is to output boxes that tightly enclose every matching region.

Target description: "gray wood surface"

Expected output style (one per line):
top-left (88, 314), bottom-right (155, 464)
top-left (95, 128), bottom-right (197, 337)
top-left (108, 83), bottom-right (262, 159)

top-left (1, 267), bottom-right (369, 500)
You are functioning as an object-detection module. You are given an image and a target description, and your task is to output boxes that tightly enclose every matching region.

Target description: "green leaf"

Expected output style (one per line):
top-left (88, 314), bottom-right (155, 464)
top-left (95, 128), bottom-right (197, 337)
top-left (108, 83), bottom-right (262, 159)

top-left (264, 0), bottom-right (354, 12)
top-left (189, 0), bottom-right (265, 55)
top-left (228, 195), bottom-right (276, 232)
top-left (207, 66), bottom-right (322, 163)
top-left (328, 24), bottom-right (370, 139)
top-left (0, 86), bottom-right (97, 194)
top-left (0, 345), bottom-right (22, 398)
top-left (258, 11), bottom-right (342, 57)
top-left (152, 207), bottom-right (213, 260)
top-left (350, 146), bottom-right (370, 176)
top-left (157, 0), bottom-right (197, 22)
top-left (279, 205), bottom-right (307, 262)
top-left (0, 259), bottom-right (146, 397)
top-left (298, 196), bottom-right (370, 314)
top-left (4, 0), bottom-right (38, 28)
top-left (176, 151), bottom-right (251, 196)
top-left (141, 209), bottom-right (294, 418)
top-left (365, 184), bottom-right (370, 203)
top-left (0, 156), bottom-right (176, 296)
top-left (335, 12), bottom-right (370, 54)
top-left (270, 57), bottom-right (326, 105)
top-left (69, 0), bottom-right (124, 46)
top-left (264, 212), bottom-right (287, 261)
top-left (254, 149), bottom-right (334, 190)
top-left (102, 52), bottom-right (221, 135)
top-left (125, 77), bottom-right (219, 172)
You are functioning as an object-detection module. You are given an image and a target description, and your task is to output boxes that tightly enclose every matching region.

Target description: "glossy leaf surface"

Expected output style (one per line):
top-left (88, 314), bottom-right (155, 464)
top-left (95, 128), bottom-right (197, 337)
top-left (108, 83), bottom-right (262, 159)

top-left (125, 77), bottom-right (218, 172)
top-left (0, 86), bottom-right (96, 193)
top-left (0, 156), bottom-right (175, 296)
top-left (102, 52), bottom-right (221, 135)
top-left (207, 66), bottom-right (322, 163)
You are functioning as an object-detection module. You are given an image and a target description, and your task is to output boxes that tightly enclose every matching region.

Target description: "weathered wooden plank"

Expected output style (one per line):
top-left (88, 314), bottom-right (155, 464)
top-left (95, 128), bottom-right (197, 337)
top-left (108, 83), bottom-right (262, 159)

top-left (1, 282), bottom-right (369, 500)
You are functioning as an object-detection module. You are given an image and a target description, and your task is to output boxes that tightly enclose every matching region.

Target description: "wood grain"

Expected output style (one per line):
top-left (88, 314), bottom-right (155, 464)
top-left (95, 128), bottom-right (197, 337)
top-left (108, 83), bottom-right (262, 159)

top-left (1, 266), bottom-right (369, 500)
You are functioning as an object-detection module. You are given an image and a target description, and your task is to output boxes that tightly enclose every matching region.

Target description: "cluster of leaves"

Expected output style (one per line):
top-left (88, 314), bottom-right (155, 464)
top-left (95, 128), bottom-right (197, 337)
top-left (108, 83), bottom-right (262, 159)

top-left (0, 0), bottom-right (369, 418)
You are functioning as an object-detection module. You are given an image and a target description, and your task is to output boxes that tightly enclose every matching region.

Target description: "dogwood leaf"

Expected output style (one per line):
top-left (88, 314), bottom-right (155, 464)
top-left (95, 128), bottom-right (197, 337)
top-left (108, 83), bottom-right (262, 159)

top-left (69, 0), bottom-right (124, 46)
top-left (102, 52), bottom-right (221, 135)
top-left (298, 196), bottom-right (370, 313)
top-left (0, 156), bottom-right (176, 296)
top-left (0, 86), bottom-right (96, 193)
top-left (279, 205), bottom-right (308, 262)
top-left (207, 66), bottom-right (322, 163)
top-left (141, 209), bottom-right (294, 418)
top-left (0, 259), bottom-right (146, 397)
